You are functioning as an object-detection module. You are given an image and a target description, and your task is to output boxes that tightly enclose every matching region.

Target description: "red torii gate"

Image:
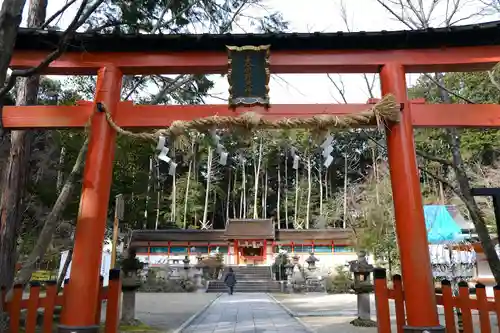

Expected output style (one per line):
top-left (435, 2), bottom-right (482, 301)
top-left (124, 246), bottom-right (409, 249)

top-left (8, 23), bottom-right (500, 333)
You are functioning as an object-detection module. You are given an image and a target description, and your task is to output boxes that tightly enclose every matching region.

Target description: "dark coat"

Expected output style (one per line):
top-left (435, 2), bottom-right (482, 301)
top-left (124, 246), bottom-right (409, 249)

top-left (224, 272), bottom-right (237, 287)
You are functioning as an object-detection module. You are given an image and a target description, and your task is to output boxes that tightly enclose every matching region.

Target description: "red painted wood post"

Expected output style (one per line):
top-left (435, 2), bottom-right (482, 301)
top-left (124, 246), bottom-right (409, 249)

top-left (95, 275), bottom-right (104, 325)
top-left (26, 281), bottom-right (41, 333)
top-left (105, 269), bottom-right (122, 333)
top-left (392, 275), bottom-right (405, 333)
top-left (457, 281), bottom-right (473, 333)
top-left (43, 280), bottom-right (58, 333)
top-left (8, 284), bottom-right (24, 333)
top-left (59, 66), bottom-right (123, 333)
top-left (440, 280), bottom-right (457, 333)
top-left (59, 279), bottom-right (70, 324)
top-left (475, 283), bottom-right (491, 333)
top-left (494, 285), bottom-right (500, 332)
top-left (380, 63), bottom-right (442, 332)
top-left (374, 268), bottom-right (391, 333)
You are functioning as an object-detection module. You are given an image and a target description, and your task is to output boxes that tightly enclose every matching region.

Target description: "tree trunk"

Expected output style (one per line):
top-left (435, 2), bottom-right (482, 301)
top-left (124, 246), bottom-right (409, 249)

top-left (0, 0), bottom-right (27, 96)
top-left (447, 127), bottom-right (500, 282)
top-left (56, 146), bottom-right (66, 193)
top-left (437, 74), bottom-right (500, 282)
top-left (253, 138), bottom-right (263, 219)
top-left (202, 147), bottom-right (213, 228)
top-left (0, 0), bottom-right (47, 286)
top-left (15, 140), bottom-right (88, 286)
top-left (284, 152), bottom-right (288, 228)
top-left (306, 155), bottom-right (311, 229)
top-left (226, 169), bottom-right (231, 221)
top-left (144, 157), bottom-right (152, 229)
top-left (342, 154), bottom-right (348, 228)
top-left (183, 159), bottom-right (192, 229)
top-left (263, 169), bottom-right (268, 218)
top-left (232, 170), bottom-right (237, 218)
top-left (277, 161), bottom-right (281, 229)
top-left (372, 146), bottom-right (380, 205)
top-left (0, 1), bottom-right (45, 330)
top-left (155, 157), bottom-right (162, 226)
top-left (318, 162), bottom-right (323, 216)
top-left (294, 167), bottom-right (299, 228)
top-left (242, 162), bottom-right (246, 218)
top-left (170, 166), bottom-right (176, 223)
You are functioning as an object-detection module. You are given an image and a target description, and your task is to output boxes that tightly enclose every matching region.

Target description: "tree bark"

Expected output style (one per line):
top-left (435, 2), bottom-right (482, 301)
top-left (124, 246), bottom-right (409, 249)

top-left (14, 140), bottom-right (87, 286)
top-left (437, 73), bottom-right (500, 283)
top-left (0, 1), bottom-right (45, 330)
top-left (202, 147), bottom-right (213, 228)
top-left (0, 0), bottom-right (27, 95)
top-left (0, 0), bottom-right (46, 288)
top-left (277, 161), bottom-right (281, 229)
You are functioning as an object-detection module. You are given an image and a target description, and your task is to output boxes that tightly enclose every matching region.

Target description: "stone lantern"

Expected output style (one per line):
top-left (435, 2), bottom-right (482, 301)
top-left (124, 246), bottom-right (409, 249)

top-left (194, 253), bottom-right (204, 289)
top-left (196, 252), bottom-right (203, 264)
top-left (348, 251), bottom-right (376, 327)
top-left (183, 255), bottom-right (191, 278)
top-left (305, 252), bottom-right (319, 271)
top-left (120, 248), bottom-right (144, 324)
top-left (183, 255), bottom-right (190, 270)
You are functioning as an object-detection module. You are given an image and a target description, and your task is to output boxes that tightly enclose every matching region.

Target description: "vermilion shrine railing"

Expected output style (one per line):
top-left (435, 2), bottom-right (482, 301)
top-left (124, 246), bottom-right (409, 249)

top-left (1, 269), bottom-right (121, 333)
top-left (374, 268), bottom-right (500, 333)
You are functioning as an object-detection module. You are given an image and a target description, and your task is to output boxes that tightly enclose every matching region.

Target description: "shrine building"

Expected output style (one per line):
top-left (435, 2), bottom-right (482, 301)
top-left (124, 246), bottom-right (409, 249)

top-left (129, 219), bottom-right (356, 268)
top-left (128, 204), bottom-right (476, 271)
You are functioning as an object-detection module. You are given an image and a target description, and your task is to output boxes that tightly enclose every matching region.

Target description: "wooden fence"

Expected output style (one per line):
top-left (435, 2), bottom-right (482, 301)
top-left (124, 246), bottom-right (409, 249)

top-left (1, 268), bottom-right (121, 333)
top-left (374, 268), bottom-right (500, 333)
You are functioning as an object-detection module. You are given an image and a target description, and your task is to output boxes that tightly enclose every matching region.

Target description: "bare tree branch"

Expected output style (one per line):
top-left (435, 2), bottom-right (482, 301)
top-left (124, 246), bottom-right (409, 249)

top-left (39, 0), bottom-right (79, 29)
top-left (0, 0), bottom-right (107, 100)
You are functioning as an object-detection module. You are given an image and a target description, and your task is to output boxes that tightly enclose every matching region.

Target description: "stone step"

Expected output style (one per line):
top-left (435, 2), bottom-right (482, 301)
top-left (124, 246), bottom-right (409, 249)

top-left (206, 285), bottom-right (282, 292)
top-left (206, 288), bottom-right (282, 293)
top-left (232, 274), bottom-right (272, 279)
top-left (209, 281), bottom-right (278, 286)
top-left (206, 279), bottom-right (282, 293)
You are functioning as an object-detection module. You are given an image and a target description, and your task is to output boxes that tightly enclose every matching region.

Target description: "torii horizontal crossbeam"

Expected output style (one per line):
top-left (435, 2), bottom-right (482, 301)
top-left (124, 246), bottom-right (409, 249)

top-left (10, 45), bottom-right (500, 75)
top-left (3, 101), bottom-right (500, 129)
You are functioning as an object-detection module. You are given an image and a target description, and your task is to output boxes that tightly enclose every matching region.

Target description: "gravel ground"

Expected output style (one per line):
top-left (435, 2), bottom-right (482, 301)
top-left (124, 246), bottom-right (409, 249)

top-left (134, 292), bottom-right (220, 332)
top-left (271, 293), bottom-right (500, 333)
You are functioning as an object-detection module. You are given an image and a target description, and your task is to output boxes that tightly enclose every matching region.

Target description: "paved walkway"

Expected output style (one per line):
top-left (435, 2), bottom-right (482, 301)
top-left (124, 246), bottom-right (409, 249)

top-left (181, 293), bottom-right (310, 333)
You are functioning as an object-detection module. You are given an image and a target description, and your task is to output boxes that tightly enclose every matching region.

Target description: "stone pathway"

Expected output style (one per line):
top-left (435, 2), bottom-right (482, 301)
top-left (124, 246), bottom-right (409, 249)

top-left (181, 293), bottom-right (310, 333)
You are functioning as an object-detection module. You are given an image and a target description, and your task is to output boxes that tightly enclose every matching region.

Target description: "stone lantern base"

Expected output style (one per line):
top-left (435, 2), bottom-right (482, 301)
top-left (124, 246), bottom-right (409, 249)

top-left (350, 317), bottom-right (377, 327)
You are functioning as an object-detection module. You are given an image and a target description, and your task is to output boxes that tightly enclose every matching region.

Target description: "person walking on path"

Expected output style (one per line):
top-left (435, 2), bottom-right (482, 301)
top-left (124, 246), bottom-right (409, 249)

top-left (224, 267), bottom-right (237, 295)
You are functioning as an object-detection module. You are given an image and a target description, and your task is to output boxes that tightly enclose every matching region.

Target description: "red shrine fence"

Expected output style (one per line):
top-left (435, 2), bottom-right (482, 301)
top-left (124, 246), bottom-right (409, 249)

top-left (374, 268), bottom-right (500, 333)
top-left (1, 269), bottom-right (121, 333)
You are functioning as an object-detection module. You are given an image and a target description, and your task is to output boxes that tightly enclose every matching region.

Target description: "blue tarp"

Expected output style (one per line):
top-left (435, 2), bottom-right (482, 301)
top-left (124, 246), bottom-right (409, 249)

top-left (424, 205), bottom-right (466, 244)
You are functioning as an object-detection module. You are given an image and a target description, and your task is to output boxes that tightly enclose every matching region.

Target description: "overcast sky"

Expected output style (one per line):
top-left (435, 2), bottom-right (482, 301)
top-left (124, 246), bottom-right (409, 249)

top-left (17, 0), bottom-right (500, 103)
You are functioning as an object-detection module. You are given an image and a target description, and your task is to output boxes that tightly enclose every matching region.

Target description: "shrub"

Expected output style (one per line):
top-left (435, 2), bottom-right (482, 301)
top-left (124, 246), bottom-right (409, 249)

top-left (324, 265), bottom-right (353, 294)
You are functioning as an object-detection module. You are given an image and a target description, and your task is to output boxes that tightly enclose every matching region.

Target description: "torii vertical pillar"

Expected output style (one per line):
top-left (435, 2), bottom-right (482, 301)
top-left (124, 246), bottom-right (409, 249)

top-left (380, 63), bottom-right (443, 333)
top-left (59, 66), bottom-right (122, 333)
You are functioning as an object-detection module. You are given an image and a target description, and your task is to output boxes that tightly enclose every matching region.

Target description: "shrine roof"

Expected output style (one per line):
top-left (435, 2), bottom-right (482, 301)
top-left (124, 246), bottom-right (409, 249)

top-left (128, 227), bottom-right (352, 246)
top-left (224, 219), bottom-right (275, 240)
top-left (13, 20), bottom-right (500, 52)
top-left (131, 229), bottom-right (226, 242)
